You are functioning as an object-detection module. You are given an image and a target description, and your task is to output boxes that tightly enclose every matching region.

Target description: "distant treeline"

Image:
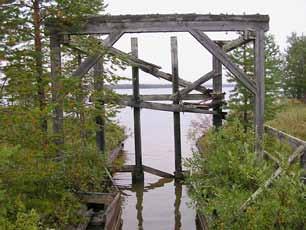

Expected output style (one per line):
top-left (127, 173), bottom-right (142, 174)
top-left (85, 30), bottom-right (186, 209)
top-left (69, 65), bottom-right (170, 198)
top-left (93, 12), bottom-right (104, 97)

top-left (109, 83), bottom-right (235, 89)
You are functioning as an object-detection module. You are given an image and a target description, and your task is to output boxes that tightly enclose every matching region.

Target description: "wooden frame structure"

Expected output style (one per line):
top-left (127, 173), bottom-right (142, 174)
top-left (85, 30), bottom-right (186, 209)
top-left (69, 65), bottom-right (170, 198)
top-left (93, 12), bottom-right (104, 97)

top-left (47, 14), bottom-right (269, 180)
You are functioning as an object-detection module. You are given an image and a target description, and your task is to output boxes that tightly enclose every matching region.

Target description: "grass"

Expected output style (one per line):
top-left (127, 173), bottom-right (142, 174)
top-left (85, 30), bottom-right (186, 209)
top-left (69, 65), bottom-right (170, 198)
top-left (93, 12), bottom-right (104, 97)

top-left (267, 99), bottom-right (306, 141)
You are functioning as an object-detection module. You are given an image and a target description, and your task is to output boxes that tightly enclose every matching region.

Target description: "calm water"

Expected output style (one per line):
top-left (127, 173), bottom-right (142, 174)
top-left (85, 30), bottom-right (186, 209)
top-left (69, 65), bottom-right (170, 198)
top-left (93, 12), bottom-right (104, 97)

top-left (114, 87), bottom-right (232, 230)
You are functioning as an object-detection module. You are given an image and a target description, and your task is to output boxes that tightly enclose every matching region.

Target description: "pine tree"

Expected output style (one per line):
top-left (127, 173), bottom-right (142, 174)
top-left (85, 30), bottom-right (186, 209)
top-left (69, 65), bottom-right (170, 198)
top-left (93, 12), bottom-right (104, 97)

top-left (283, 33), bottom-right (306, 100)
top-left (228, 33), bottom-right (283, 130)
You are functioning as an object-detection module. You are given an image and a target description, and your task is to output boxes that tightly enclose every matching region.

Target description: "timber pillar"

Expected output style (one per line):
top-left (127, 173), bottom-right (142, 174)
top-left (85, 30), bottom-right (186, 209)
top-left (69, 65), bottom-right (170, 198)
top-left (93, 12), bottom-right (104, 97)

top-left (131, 37), bottom-right (144, 183)
top-left (212, 55), bottom-right (223, 128)
top-left (171, 37), bottom-right (183, 179)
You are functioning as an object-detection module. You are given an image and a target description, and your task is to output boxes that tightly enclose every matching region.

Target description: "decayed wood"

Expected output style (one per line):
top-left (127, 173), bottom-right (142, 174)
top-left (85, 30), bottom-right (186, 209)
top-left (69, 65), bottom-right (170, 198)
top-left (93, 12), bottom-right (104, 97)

top-left (188, 28), bottom-right (256, 94)
top-left (264, 125), bottom-right (306, 150)
top-left (48, 14), bottom-right (269, 35)
top-left (178, 71), bottom-right (215, 97)
top-left (104, 193), bottom-right (121, 230)
top-left (222, 35), bottom-right (254, 52)
top-left (107, 143), bottom-right (124, 165)
top-left (171, 36), bottom-right (182, 176)
top-left (196, 213), bottom-right (209, 230)
top-left (50, 33), bottom-right (64, 150)
top-left (71, 31), bottom-right (123, 78)
top-left (131, 37), bottom-right (144, 182)
top-left (255, 30), bottom-right (265, 159)
top-left (119, 100), bottom-right (217, 114)
top-left (77, 192), bottom-right (116, 205)
top-left (122, 94), bottom-right (212, 101)
top-left (143, 165), bottom-right (174, 178)
top-left (239, 145), bottom-right (306, 213)
top-left (212, 55), bottom-right (223, 128)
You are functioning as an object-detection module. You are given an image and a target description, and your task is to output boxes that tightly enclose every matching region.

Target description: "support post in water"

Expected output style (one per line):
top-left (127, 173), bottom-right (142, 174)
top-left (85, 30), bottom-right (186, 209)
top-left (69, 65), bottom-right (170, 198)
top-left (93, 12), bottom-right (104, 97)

top-left (131, 37), bottom-right (144, 183)
top-left (94, 59), bottom-right (106, 153)
top-left (171, 36), bottom-right (183, 179)
top-left (212, 55), bottom-right (223, 128)
top-left (254, 30), bottom-right (265, 159)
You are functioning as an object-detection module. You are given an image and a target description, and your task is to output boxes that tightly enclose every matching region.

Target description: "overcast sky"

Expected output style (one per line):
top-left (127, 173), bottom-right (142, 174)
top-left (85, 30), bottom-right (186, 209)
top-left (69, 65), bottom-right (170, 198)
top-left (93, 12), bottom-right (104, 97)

top-left (104, 0), bottom-right (306, 84)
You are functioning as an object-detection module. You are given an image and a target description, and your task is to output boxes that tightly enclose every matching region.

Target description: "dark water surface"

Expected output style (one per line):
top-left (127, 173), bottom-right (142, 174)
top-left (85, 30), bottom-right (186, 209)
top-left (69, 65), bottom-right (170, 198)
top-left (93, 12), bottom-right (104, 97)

top-left (114, 87), bottom-right (231, 230)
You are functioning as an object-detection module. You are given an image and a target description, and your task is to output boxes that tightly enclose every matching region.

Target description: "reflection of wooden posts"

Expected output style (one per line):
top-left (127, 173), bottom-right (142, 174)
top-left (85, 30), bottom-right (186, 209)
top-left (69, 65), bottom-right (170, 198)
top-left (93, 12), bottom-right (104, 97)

top-left (50, 33), bottom-right (64, 152)
top-left (171, 37), bottom-right (182, 178)
top-left (134, 182), bottom-right (144, 229)
top-left (174, 181), bottom-right (182, 229)
top-left (131, 37), bottom-right (144, 182)
top-left (94, 60), bottom-right (106, 153)
top-left (212, 55), bottom-right (222, 128)
top-left (255, 30), bottom-right (265, 159)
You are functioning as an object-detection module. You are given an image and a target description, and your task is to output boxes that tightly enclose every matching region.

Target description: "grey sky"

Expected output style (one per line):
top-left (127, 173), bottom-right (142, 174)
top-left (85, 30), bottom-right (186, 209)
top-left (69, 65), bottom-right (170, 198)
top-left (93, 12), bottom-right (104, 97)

top-left (104, 0), bottom-right (306, 84)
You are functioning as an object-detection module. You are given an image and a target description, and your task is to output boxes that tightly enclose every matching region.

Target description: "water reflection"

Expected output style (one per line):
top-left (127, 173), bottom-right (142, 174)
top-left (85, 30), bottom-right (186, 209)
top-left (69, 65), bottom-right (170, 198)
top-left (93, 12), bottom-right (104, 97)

top-left (122, 178), bottom-right (192, 230)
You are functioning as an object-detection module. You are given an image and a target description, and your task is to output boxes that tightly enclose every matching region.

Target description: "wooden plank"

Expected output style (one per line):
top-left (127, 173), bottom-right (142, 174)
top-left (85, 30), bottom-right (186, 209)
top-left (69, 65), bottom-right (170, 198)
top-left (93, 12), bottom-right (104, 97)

top-left (77, 192), bottom-right (116, 205)
top-left (131, 37), bottom-right (144, 183)
top-left (265, 125), bottom-right (306, 149)
top-left (71, 31), bottom-right (123, 78)
top-left (121, 94), bottom-right (212, 101)
top-left (47, 14), bottom-right (269, 34)
top-left (188, 28), bottom-right (257, 94)
top-left (239, 145), bottom-right (306, 212)
top-left (178, 71), bottom-right (215, 97)
top-left (94, 59), bottom-right (106, 153)
top-left (119, 100), bottom-right (217, 114)
top-left (223, 35), bottom-right (254, 52)
top-left (212, 55), bottom-right (223, 128)
top-left (104, 193), bottom-right (121, 229)
top-left (255, 30), bottom-right (265, 159)
top-left (171, 36), bottom-right (182, 176)
top-left (143, 165), bottom-right (174, 178)
top-left (196, 213), bottom-right (209, 230)
top-left (50, 33), bottom-right (64, 150)
top-left (107, 143), bottom-right (124, 165)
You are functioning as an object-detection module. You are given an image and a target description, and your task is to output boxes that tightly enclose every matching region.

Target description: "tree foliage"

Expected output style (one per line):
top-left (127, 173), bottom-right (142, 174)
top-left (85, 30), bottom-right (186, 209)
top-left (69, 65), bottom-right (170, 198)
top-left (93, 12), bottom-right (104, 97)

top-left (283, 33), bottom-right (306, 100)
top-left (228, 34), bottom-right (283, 129)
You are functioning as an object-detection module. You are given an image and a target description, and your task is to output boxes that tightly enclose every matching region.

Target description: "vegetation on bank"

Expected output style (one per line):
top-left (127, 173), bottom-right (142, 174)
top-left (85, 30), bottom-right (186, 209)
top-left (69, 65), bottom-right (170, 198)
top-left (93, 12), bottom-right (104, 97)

top-left (187, 124), bottom-right (305, 229)
top-left (187, 102), bottom-right (306, 229)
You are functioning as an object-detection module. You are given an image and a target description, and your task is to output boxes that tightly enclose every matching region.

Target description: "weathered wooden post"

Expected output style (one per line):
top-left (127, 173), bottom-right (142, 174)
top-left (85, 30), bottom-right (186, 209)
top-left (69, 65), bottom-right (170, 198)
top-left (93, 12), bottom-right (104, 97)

top-left (171, 36), bottom-right (183, 178)
top-left (94, 59), bottom-right (106, 153)
top-left (50, 33), bottom-right (64, 153)
top-left (131, 37), bottom-right (144, 182)
top-left (254, 30), bottom-right (265, 159)
top-left (212, 55), bottom-right (222, 128)
top-left (174, 181), bottom-right (182, 229)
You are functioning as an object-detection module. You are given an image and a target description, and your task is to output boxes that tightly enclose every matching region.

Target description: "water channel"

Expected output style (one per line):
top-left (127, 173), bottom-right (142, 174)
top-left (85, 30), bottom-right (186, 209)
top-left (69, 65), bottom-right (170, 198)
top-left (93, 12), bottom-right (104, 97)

top-left (114, 87), bottom-right (231, 230)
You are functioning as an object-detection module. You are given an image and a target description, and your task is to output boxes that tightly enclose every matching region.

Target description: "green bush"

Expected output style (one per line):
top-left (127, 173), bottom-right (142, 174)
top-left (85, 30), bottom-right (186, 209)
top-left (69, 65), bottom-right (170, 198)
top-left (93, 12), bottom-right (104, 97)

top-left (186, 120), bottom-right (305, 229)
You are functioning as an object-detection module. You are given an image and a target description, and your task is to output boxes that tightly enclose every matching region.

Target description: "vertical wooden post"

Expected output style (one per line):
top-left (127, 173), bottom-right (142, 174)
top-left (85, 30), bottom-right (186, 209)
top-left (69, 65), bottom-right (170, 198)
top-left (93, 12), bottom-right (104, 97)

top-left (131, 37), bottom-right (144, 182)
top-left (254, 30), bottom-right (265, 159)
top-left (174, 181), bottom-right (182, 229)
top-left (212, 55), bottom-right (223, 128)
top-left (171, 36), bottom-right (183, 178)
top-left (94, 59), bottom-right (106, 153)
top-left (50, 33), bottom-right (64, 153)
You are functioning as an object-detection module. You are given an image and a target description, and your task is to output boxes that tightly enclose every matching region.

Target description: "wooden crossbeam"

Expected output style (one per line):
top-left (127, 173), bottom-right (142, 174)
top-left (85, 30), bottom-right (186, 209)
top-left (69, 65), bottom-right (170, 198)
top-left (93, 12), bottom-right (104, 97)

top-left (71, 31), bottom-right (123, 77)
top-left (178, 71), bottom-right (215, 97)
top-left (223, 35), bottom-right (254, 52)
top-left (143, 165), bottom-right (174, 178)
top-left (188, 28), bottom-right (257, 94)
top-left (119, 100), bottom-right (217, 114)
top-left (122, 94), bottom-right (211, 101)
top-left (47, 14), bottom-right (269, 34)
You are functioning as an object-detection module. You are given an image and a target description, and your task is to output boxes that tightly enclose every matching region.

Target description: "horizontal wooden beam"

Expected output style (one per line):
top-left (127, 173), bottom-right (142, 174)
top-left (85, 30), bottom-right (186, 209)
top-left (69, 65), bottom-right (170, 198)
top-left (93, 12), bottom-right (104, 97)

top-left (121, 93), bottom-right (212, 101)
top-left (47, 14), bottom-right (269, 34)
top-left (189, 29), bottom-right (256, 94)
top-left (119, 100), bottom-right (217, 114)
top-left (265, 125), bottom-right (306, 149)
top-left (223, 35), bottom-right (254, 52)
top-left (143, 165), bottom-right (174, 178)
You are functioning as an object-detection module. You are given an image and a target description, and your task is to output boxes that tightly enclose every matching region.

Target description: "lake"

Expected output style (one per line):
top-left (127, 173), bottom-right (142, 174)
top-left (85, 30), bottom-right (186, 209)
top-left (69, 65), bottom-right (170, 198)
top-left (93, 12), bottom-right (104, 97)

top-left (114, 87), bottom-right (232, 230)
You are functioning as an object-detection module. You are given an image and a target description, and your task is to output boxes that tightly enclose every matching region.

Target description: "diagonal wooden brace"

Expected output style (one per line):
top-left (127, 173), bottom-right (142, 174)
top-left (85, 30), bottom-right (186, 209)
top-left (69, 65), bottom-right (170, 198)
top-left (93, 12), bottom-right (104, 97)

top-left (188, 28), bottom-right (256, 94)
